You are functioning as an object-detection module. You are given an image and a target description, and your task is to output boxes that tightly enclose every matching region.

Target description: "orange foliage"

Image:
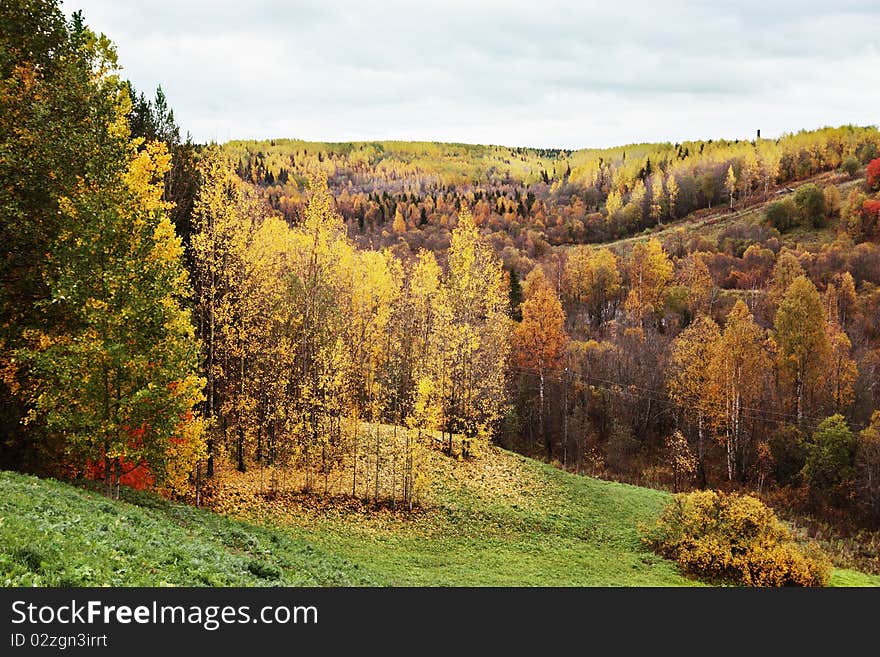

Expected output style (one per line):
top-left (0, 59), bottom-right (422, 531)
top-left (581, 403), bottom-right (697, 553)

top-left (86, 457), bottom-right (155, 490)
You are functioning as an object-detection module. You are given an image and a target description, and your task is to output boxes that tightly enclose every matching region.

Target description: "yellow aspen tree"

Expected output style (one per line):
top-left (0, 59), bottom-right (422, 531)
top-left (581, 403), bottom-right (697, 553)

top-left (774, 276), bottom-right (830, 423)
top-left (667, 314), bottom-right (722, 484)
top-left (767, 250), bottom-right (805, 316)
top-left (391, 251), bottom-right (443, 501)
top-left (244, 216), bottom-right (299, 479)
top-left (666, 173), bottom-right (680, 220)
top-left (710, 300), bottom-right (770, 481)
top-left (564, 246), bottom-right (621, 327)
top-left (624, 237), bottom-right (673, 327)
top-left (739, 151), bottom-right (759, 200)
top-left (439, 208), bottom-right (511, 457)
top-left (190, 145), bottom-right (254, 476)
top-left (836, 272), bottom-right (857, 328)
top-left (675, 252), bottom-right (714, 318)
top-left (824, 281), bottom-right (840, 325)
top-left (285, 175), bottom-right (350, 490)
top-left (221, 189), bottom-right (264, 475)
top-left (405, 375), bottom-right (442, 508)
top-left (759, 146), bottom-right (781, 197)
top-left (605, 189), bottom-right (623, 216)
top-left (392, 205), bottom-right (407, 233)
top-left (725, 165), bottom-right (737, 210)
top-left (628, 179), bottom-right (647, 223)
top-left (649, 174), bottom-right (666, 226)
top-left (364, 251), bottom-right (402, 500)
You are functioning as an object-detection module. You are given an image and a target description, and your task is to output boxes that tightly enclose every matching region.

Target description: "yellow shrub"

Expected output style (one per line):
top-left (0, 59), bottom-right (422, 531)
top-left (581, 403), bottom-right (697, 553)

top-left (644, 490), bottom-right (830, 586)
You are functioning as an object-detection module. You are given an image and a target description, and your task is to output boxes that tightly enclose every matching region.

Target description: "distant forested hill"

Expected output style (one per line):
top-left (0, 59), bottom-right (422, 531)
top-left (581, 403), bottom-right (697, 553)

top-left (223, 127), bottom-right (879, 259)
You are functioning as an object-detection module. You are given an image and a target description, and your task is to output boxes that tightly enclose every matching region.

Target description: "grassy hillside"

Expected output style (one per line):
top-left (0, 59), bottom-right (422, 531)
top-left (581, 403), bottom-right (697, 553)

top-left (589, 171), bottom-right (862, 256)
top-left (2, 442), bottom-right (877, 586)
top-left (0, 469), bottom-right (374, 586)
top-left (209, 443), bottom-right (695, 586)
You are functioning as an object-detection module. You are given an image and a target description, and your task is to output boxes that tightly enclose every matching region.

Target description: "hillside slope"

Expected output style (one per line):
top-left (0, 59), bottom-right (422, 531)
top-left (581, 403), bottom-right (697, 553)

top-left (209, 442), bottom-right (696, 586)
top-left (2, 444), bottom-right (877, 586)
top-left (591, 171), bottom-right (862, 255)
top-left (0, 470), bottom-right (373, 586)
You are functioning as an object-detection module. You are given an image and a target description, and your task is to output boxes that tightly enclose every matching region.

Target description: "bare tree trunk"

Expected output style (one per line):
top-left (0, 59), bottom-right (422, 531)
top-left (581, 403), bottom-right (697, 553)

top-left (796, 372), bottom-right (804, 424)
top-left (562, 367), bottom-right (568, 469)
top-left (304, 441), bottom-right (310, 492)
top-left (323, 442), bottom-right (328, 496)
top-left (352, 417), bottom-right (358, 497)
top-left (268, 419), bottom-right (276, 465)
top-left (195, 461), bottom-right (201, 507)
top-left (113, 457), bottom-right (120, 500)
top-left (374, 424), bottom-right (380, 502)
top-left (237, 424), bottom-right (245, 472)
top-left (392, 422), bottom-right (398, 508)
top-left (104, 452), bottom-right (112, 498)
top-left (207, 290), bottom-right (215, 477)
top-left (540, 368), bottom-right (549, 460)
top-left (697, 413), bottom-right (707, 488)
top-left (391, 448), bottom-right (397, 509)
top-left (726, 431), bottom-right (734, 482)
top-left (404, 429), bottom-right (411, 509)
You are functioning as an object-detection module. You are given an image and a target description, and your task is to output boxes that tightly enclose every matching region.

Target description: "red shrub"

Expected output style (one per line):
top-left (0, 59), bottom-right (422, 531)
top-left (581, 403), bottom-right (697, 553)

top-left (867, 158), bottom-right (880, 192)
top-left (863, 199), bottom-right (880, 221)
top-left (863, 200), bottom-right (880, 239)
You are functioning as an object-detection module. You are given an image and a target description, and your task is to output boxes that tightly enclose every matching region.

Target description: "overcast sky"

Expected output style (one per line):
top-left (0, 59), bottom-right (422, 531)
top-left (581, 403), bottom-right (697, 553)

top-left (67, 0), bottom-right (880, 149)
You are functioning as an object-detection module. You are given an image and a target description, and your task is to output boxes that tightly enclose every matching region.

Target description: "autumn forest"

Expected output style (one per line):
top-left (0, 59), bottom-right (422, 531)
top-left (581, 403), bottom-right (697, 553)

top-left (3, 0), bottom-right (880, 587)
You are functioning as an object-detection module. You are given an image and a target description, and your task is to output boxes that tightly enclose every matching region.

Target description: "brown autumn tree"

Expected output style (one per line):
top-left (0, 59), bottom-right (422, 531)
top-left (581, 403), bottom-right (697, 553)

top-left (513, 266), bottom-right (569, 460)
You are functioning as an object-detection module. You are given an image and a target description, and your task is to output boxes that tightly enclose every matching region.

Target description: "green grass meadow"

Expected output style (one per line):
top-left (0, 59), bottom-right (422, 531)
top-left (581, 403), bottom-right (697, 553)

top-left (2, 445), bottom-right (877, 587)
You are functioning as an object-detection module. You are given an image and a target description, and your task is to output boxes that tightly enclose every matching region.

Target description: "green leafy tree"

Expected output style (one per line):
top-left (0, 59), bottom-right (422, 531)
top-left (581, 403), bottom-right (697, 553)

top-left (21, 142), bottom-right (205, 497)
top-left (507, 267), bottom-right (523, 322)
top-left (793, 184), bottom-right (827, 228)
top-left (856, 412), bottom-right (880, 521)
top-left (764, 199), bottom-right (797, 232)
top-left (0, 1), bottom-right (129, 470)
top-left (802, 414), bottom-right (855, 496)
top-left (841, 155), bottom-right (860, 178)
top-left (2, 2), bottom-right (204, 492)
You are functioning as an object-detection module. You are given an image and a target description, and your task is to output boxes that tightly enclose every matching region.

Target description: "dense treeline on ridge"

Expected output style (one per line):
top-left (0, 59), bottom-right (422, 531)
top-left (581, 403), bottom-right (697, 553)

top-left (3, 0), bottom-right (880, 553)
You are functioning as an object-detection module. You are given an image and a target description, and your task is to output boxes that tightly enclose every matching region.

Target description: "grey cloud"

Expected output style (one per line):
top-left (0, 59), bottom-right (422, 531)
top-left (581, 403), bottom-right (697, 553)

top-left (67, 0), bottom-right (880, 148)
